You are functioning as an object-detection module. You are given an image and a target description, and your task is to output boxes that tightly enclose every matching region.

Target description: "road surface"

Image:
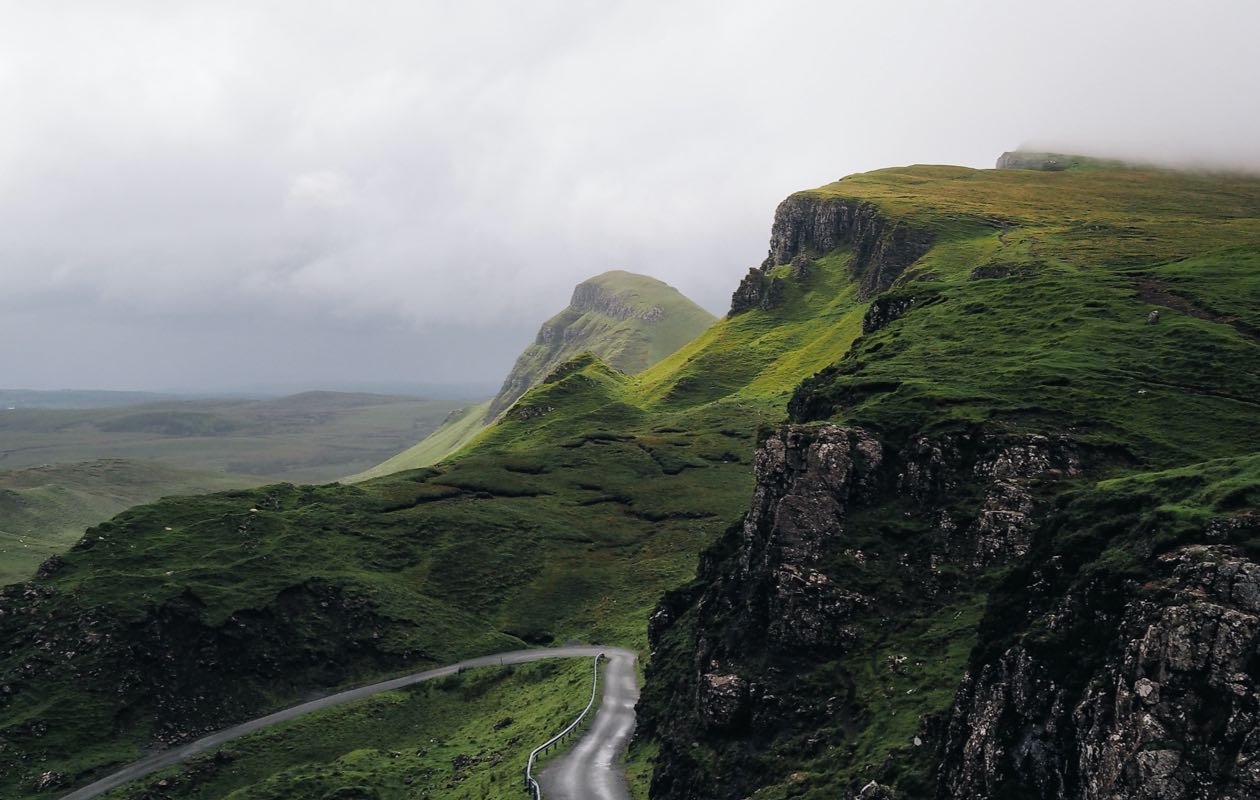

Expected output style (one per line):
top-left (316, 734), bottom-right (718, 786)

top-left (537, 649), bottom-right (639, 800)
top-left (60, 645), bottom-right (637, 800)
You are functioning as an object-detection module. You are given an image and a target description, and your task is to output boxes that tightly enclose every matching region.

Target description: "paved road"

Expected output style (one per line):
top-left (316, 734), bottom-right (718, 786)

top-left (537, 649), bottom-right (639, 800)
top-left (60, 645), bottom-right (635, 800)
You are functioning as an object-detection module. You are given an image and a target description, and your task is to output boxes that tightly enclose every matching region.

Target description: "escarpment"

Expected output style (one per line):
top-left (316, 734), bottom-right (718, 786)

top-left (729, 194), bottom-right (934, 314)
top-left (642, 419), bottom-right (1260, 799)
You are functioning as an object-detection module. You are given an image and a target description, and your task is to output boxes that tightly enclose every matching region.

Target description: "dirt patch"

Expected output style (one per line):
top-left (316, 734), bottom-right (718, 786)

top-left (1133, 278), bottom-right (1260, 342)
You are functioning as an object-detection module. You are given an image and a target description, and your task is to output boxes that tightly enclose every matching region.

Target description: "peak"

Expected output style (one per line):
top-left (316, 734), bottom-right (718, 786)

top-left (574, 270), bottom-right (673, 294)
top-left (567, 271), bottom-right (714, 321)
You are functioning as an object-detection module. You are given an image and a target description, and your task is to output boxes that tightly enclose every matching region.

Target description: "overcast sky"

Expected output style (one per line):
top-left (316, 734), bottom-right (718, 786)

top-left (2, 0), bottom-right (1257, 393)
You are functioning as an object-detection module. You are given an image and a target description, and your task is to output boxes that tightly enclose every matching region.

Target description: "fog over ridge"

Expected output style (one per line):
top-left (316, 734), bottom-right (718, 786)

top-left (2, 0), bottom-right (1257, 391)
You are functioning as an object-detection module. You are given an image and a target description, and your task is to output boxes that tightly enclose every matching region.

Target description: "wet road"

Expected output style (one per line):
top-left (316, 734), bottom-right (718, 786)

top-left (59, 645), bottom-right (632, 800)
top-left (537, 649), bottom-right (639, 800)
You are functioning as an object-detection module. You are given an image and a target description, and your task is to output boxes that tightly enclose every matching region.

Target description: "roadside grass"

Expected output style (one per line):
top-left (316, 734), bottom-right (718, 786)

top-left (100, 659), bottom-right (594, 800)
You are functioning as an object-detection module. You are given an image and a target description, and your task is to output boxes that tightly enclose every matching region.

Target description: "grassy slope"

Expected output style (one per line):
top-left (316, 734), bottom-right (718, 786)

top-left (4, 160), bottom-right (1259, 799)
top-left (489, 270), bottom-right (717, 420)
top-left (349, 401), bottom-right (492, 482)
top-left (0, 460), bottom-right (263, 585)
top-left (507, 269), bottom-right (717, 381)
top-left (0, 391), bottom-right (465, 483)
top-left (792, 164), bottom-right (1260, 464)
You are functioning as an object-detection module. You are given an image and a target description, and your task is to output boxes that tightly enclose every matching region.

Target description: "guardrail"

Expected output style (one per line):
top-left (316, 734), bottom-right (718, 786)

top-left (523, 653), bottom-right (604, 799)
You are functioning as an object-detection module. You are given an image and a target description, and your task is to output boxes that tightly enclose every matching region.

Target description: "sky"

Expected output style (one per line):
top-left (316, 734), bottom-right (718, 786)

top-left (2, 0), bottom-right (1258, 393)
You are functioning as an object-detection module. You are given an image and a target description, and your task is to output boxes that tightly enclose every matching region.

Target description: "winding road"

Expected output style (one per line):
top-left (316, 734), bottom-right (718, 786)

top-left (537, 649), bottom-right (639, 800)
top-left (59, 645), bottom-right (639, 800)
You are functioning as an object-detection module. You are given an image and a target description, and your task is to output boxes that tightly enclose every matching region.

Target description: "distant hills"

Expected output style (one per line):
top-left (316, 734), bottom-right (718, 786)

top-left (0, 391), bottom-right (466, 583)
top-left (0, 391), bottom-right (463, 482)
top-left (0, 389), bottom-right (185, 410)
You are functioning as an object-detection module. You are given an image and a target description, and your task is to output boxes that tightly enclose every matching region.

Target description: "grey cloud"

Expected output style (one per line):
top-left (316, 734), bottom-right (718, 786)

top-left (1, 0), bottom-right (1257, 390)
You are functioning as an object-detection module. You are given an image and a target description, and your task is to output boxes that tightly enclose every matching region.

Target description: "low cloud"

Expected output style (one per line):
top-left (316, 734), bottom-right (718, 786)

top-left (2, 0), bottom-right (1257, 390)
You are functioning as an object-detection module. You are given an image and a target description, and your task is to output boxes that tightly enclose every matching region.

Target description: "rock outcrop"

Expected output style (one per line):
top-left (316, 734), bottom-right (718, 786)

top-left (729, 194), bottom-right (933, 315)
top-left (941, 539), bottom-right (1260, 799)
top-left (640, 423), bottom-right (1082, 799)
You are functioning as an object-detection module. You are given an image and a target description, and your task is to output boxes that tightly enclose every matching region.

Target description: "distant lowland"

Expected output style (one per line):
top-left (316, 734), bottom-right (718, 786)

top-left (0, 389), bottom-right (470, 582)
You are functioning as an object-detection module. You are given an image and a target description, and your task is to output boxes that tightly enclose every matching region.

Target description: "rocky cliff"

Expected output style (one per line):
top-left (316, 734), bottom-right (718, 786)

top-left (641, 422), bottom-right (1085, 798)
top-left (729, 194), bottom-right (933, 314)
top-left (642, 420), bottom-right (1260, 799)
top-left (485, 270), bottom-right (714, 421)
top-left (940, 520), bottom-right (1260, 800)
top-left (642, 156), bottom-right (1260, 799)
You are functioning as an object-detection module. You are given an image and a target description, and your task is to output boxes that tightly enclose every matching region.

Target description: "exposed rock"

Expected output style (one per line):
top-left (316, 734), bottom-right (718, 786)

top-left (34, 555), bottom-right (65, 580)
top-left (856, 781), bottom-right (900, 799)
top-left (894, 432), bottom-right (1079, 567)
top-left (729, 268), bottom-right (786, 314)
top-left (940, 544), bottom-right (1260, 799)
top-left (968, 263), bottom-right (1033, 281)
top-left (729, 194), bottom-right (934, 315)
top-left (997, 151), bottom-right (1073, 171)
top-left (510, 404), bottom-right (554, 421)
top-left (862, 293), bottom-right (935, 334)
top-left (32, 771), bottom-right (66, 790)
top-left (766, 195), bottom-right (935, 299)
top-left (698, 672), bottom-right (749, 731)
top-left (569, 280), bottom-right (666, 322)
top-left (641, 423), bottom-right (1084, 799)
top-left (790, 252), bottom-right (814, 279)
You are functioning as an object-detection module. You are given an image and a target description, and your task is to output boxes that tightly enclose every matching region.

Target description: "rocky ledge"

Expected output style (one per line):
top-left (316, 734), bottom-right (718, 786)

top-left (941, 539), bottom-right (1260, 800)
top-left (729, 194), bottom-right (934, 314)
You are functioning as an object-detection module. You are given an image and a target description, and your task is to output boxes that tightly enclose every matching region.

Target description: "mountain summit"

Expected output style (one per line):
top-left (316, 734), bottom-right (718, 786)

top-left (352, 270), bottom-right (714, 478)
top-left (485, 270), bottom-right (714, 421)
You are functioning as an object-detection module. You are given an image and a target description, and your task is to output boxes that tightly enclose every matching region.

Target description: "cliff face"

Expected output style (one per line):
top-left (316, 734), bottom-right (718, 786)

top-left (641, 423), bottom-right (1082, 799)
top-left (642, 420), bottom-right (1260, 800)
top-left (485, 270), bottom-right (714, 421)
top-left (941, 532), bottom-right (1260, 800)
top-left (729, 194), bottom-right (933, 314)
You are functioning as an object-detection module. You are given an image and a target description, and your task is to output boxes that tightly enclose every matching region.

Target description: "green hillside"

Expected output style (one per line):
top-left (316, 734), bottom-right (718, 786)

top-left (352, 270), bottom-right (715, 479)
top-left (486, 270), bottom-right (717, 421)
top-left (348, 400), bottom-right (492, 482)
top-left (2, 157), bottom-right (1259, 799)
top-left (0, 460), bottom-right (263, 585)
